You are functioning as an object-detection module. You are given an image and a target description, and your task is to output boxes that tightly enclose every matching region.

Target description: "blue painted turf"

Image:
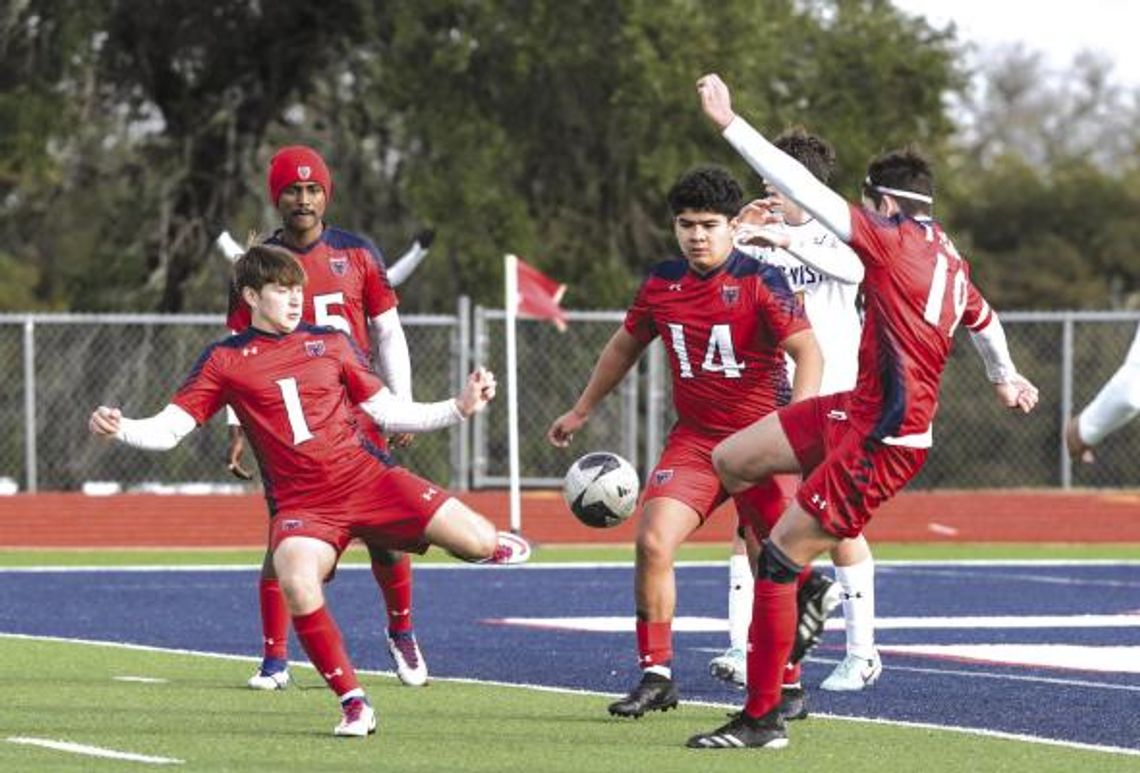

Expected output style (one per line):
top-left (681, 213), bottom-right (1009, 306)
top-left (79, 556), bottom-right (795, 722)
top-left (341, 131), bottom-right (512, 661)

top-left (1, 562), bottom-right (1137, 750)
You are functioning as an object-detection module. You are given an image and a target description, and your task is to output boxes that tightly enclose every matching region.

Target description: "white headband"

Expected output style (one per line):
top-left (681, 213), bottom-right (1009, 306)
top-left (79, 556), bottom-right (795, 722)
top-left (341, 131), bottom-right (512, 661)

top-left (865, 177), bottom-right (933, 204)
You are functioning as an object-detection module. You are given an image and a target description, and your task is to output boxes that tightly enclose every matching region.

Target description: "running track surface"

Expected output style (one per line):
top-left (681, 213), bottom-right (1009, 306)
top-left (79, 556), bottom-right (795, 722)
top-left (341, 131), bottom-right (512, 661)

top-left (1, 562), bottom-right (1137, 750)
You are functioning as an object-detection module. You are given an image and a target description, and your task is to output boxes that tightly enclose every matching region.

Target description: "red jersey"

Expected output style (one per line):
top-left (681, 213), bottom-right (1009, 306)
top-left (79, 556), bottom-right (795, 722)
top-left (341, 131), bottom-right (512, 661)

top-left (226, 226), bottom-right (398, 356)
top-left (624, 250), bottom-right (810, 438)
top-left (845, 206), bottom-right (993, 445)
top-left (172, 323), bottom-right (392, 514)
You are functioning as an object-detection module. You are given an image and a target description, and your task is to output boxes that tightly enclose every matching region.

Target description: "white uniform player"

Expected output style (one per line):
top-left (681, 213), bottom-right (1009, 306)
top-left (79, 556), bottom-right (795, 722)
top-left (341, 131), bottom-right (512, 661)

top-left (708, 129), bottom-right (883, 696)
top-left (1066, 322), bottom-right (1140, 462)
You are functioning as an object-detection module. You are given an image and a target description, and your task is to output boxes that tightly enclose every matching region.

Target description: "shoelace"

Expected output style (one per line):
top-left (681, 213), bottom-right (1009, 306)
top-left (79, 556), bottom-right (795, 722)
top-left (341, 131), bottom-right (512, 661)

top-left (390, 634), bottom-right (421, 667)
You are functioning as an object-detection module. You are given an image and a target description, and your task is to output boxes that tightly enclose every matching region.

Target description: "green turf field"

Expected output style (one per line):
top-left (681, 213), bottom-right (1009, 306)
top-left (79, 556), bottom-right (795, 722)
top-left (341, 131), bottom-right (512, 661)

top-left (1, 541), bottom-right (1138, 567)
top-left (0, 637), bottom-right (1135, 772)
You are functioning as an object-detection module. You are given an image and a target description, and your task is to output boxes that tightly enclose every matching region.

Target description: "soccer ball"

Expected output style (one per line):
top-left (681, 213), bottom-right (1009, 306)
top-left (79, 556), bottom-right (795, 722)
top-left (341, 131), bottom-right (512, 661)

top-left (562, 452), bottom-right (640, 528)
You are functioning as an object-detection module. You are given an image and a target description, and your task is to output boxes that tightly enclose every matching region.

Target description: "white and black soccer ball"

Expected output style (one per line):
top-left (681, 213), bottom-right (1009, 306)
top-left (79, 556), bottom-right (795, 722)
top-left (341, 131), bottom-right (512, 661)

top-left (562, 451), bottom-right (640, 528)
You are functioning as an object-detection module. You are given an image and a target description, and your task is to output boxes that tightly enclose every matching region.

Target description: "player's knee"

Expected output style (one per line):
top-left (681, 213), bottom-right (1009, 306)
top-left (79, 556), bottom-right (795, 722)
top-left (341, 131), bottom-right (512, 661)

top-left (756, 539), bottom-right (802, 585)
top-left (635, 526), bottom-right (674, 569)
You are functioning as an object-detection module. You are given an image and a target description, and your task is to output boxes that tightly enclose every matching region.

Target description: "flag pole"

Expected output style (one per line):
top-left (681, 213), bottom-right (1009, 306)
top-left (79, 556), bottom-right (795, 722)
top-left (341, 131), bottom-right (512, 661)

top-left (504, 254), bottom-right (523, 534)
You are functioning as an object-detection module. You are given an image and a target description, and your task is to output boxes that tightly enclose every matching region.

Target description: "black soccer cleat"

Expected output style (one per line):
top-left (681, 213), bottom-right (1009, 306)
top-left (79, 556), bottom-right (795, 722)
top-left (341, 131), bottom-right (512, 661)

top-left (790, 569), bottom-right (842, 664)
top-left (686, 707), bottom-right (789, 749)
top-left (779, 686), bottom-right (809, 721)
top-left (608, 673), bottom-right (679, 718)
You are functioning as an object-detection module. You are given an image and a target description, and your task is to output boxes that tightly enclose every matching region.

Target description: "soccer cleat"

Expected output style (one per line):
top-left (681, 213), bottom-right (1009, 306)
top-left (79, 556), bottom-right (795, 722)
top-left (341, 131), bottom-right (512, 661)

top-left (608, 672), bottom-right (679, 718)
top-left (334, 697), bottom-right (377, 737)
top-left (790, 570), bottom-right (843, 664)
top-left (685, 707), bottom-right (788, 749)
top-left (479, 531), bottom-right (532, 565)
top-left (246, 658), bottom-right (290, 691)
top-left (386, 629), bottom-right (428, 687)
top-left (708, 647), bottom-right (747, 687)
top-left (779, 686), bottom-right (808, 721)
top-left (820, 650), bottom-right (883, 692)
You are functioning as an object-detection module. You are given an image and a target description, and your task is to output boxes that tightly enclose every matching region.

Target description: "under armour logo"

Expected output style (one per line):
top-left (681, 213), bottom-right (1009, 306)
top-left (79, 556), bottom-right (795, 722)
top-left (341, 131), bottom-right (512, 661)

top-left (323, 667), bottom-right (343, 679)
top-left (242, 345), bottom-right (259, 357)
top-left (810, 493), bottom-right (828, 511)
top-left (668, 283), bottom-right (683, 291)
top-left (422, 487), bottom-right (439, 501)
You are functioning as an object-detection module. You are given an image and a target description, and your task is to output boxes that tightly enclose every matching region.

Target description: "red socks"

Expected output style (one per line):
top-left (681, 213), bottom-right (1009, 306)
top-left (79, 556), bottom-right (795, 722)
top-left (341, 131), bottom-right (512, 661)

top-left (372, 554), bottom-right (414, 634)
top-left (636, 618), bottom-right (673, 671)
top-left (258, 578), bottom-right (289, 660)
top-left (292, 605), bottom-right (359, 698)
top-left (744, 577), bottom-right (797, 718)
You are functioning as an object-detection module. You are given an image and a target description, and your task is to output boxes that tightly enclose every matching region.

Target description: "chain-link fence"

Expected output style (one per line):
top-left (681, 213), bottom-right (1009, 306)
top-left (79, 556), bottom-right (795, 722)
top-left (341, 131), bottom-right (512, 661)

top-left (2, 308), bottom-right (1138, 492)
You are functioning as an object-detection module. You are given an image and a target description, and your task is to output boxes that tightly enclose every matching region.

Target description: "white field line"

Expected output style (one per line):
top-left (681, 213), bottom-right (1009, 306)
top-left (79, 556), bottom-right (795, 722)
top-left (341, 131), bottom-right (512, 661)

top-left (0, 632), bottom-right (1137, 758)
top-left (113, 675), bottom-right (169, 683)
top-left (6, 736), bottom-right (183, 765)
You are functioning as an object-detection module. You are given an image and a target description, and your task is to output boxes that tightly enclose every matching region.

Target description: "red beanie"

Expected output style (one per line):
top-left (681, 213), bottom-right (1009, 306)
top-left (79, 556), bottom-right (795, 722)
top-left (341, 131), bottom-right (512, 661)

top-left (267, 145), bottom-right (333, 205)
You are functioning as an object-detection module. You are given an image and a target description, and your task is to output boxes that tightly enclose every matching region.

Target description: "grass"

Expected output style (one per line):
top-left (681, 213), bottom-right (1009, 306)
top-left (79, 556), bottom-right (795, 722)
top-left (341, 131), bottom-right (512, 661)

top-left (0, 637), bottom-right (1136, 772)
top-left (0, 542), bottom-right (1138, 567)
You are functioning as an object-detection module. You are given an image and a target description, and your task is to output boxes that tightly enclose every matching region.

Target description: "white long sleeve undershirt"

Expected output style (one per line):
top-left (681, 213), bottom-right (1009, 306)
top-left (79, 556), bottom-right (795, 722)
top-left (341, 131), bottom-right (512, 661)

top-left (1078, 323), bottom-right (1140, 445)
top-left (722, 117), bottom-right (854, 242)
top-left (114, 404), bottom-right (198, 450)
top-left (968, 314), bottom-right (1018, 384)
top-left (357, 388), bottom-right (464, 433)
top-left (370, 308), bottom-right (413, 400)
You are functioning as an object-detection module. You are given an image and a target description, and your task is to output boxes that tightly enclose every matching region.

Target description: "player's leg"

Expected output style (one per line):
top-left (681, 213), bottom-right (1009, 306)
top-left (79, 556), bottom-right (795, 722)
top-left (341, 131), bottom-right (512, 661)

top-left (708, 528), bottom-right (751, 687)
top-left (421, 498), bottom-right (531, 564)
top-left (821, 535), bottom-right (882, 691)
top-left (273, 535), bottom-right (375, 737)
top-left (608, 495), bottom-right (702, 718)
top-left (366, 545), bottom-right (428, 687)
top-left (248, 545), bottom-right (292, 690)
top-left (712, 411), bottom-right (803, 495)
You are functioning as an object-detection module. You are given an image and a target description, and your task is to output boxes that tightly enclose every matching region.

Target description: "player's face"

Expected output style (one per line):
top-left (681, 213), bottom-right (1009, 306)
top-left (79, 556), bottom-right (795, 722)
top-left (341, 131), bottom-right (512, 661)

top-left (247, 282), bottom-right (304, 334)
top-left (673, 209), bottom-right (734, 272)
top-left (277, 181), bottom-right (327, 236)
top-left (763, 183), bottom-right (804, 224)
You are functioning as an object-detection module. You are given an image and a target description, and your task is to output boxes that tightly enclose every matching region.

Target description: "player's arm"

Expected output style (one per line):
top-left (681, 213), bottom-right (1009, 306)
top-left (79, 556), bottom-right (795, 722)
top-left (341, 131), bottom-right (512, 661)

top-left (963, 287), bottom-right (1039, 414)
top-left (1068, 324), bottom-right (1140, 461)
top-left (781, 329), bottom-right (823, 402)
top-left (385, 229), bottom-right (434, 287)
top-left (697, 74), bottom-right (853, 241)
top-left (357, 367), bottom-right (496, 432)
top-left (370, 308), bottom-right (413, 399)
top-left (88, 404), bottom-right (198, 450)
top-left (547, 327), bottom-right (647, 447)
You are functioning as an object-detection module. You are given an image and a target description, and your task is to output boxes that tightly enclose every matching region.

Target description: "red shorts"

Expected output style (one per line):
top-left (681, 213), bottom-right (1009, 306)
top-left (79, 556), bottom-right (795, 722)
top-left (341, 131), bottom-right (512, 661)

top-left (643, 426), bottom-right (730, 522)
top-left (778, 393), bottom-right (927, 539)
top-left (268, 466), bottom-right (446, 556)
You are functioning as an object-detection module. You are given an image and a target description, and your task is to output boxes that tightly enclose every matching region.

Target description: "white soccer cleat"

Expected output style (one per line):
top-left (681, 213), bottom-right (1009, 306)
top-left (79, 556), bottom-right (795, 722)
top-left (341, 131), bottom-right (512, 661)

top-left (483, 531), bottom-right (532, 565)
top-left (334, 697), bottom-right (377, 737)
top-left (246, 664), bottom-right (291, 691)
top-left (708, 647), bottom-right (747, 687)
top-left (386, 630), bottom-right (429, 687)
top-left (820, 650), bottom-right (883, 692)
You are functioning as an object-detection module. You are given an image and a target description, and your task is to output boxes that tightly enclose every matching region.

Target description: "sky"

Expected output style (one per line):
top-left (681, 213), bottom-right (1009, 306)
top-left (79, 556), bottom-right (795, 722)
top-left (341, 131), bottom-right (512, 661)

top-left (892, 0), bottom-right (1140, 87)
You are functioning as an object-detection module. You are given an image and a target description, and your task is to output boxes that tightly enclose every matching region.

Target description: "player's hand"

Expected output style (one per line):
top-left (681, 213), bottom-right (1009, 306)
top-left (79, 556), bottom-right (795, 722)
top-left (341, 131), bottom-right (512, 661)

top-left (993, 373), bottom-right (1039, 414)
top-left (89, 406), bottom-right (122, 438)
top-left (414, 228), bottom-right (435, 250)
top-left (388, 432), bottom-right (415, 448)
top-left (547, 408), bottom-right (588, 448)
top-left (735, 223), bottom-right (790, 250)
top-left (456, 367), bottom-right (497, 417)
top-left (227, 426), bottom-right (254, 480)
top-left (1064, 415), bottom-right (1096, 464)
top-left (737, 198), bottom-right (783, 227)
top-left (697, 73), bottom-right (736, 130)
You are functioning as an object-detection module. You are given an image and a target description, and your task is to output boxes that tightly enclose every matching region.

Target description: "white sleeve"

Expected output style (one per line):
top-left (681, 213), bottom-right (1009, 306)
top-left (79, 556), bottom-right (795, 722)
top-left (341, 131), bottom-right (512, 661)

top-left (722, 117), bottom-right (853, 241)
top-left (386, 242), bottom-right (428, 287)
top-left (783, 237), bottom-right (864, 284)
top-left (1078, 324), bottom-right (1140, 445)
top-left (115, 404), bottom-right (198, 450)
top-left (968, 314), bottom-right (1018, 384)
top-left (370, 308), bottom-right (413, 399)
top-left (357, 388), bottom-right (464, 433)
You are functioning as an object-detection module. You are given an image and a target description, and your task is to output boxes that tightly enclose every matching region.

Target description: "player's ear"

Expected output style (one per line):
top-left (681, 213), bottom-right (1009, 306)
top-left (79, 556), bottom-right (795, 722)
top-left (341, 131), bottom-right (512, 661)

top-left (241, 285), bottom-right (260, 309)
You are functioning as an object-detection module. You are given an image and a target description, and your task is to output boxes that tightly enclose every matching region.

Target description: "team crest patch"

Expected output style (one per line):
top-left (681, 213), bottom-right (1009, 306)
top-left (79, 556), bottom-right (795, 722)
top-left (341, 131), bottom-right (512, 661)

top-left (721, 285), bottom-right (740, 305)
top-left (304, 340), bottom-right (326, 357)
top-left (653, 469), bottom-right (674, 486)
top-left (281, 519), bottom-right (304, 531)
top-left (329, 255), bottom-right (349, 276)
top-left (297, 165), bottom-right (312, 180)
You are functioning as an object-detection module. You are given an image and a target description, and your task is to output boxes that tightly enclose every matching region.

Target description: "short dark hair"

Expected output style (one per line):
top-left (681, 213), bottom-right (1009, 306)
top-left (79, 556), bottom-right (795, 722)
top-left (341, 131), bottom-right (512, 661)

top-left (861, 147), bottom-right (934, 216)
top-left (234, 244), bottom-right (307, 293)
top-left (667, 166), bottom-right (744, 218)
top-left (774, 127), bottom-right (836, 184)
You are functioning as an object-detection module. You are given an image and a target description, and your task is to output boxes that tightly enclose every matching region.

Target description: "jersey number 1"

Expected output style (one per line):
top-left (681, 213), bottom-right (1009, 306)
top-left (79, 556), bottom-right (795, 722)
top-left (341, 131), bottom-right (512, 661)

top-left (275, 377), bottom-right (314, 444)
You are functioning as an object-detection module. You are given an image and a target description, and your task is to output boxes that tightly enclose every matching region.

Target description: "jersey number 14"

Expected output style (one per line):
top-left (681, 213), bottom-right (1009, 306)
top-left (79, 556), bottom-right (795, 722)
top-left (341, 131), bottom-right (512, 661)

top-left (666, 323), bottom-right (744, 379)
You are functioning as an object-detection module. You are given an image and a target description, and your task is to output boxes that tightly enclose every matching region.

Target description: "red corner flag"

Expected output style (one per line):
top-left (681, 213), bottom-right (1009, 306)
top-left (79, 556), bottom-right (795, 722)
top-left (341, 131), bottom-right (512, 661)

top-left (508, 254), bottom-right (567, 331)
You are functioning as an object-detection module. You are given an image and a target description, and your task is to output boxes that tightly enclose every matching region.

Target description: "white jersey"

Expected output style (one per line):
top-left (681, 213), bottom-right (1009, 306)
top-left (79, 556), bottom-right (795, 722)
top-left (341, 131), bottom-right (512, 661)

top-left (738, 217), bottom-right (863, 395)
top-left (1078, 321), bottom-right (1140, 445)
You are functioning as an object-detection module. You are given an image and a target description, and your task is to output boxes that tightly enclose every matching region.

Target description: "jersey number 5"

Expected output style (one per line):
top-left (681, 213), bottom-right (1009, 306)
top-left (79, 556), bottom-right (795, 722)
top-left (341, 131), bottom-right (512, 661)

top-left (666, 323), bottom-right (744, 379)
top-left (923, 252), bottom-right (968, 337)
top-left (313, 292), bottom-right (351, 334)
